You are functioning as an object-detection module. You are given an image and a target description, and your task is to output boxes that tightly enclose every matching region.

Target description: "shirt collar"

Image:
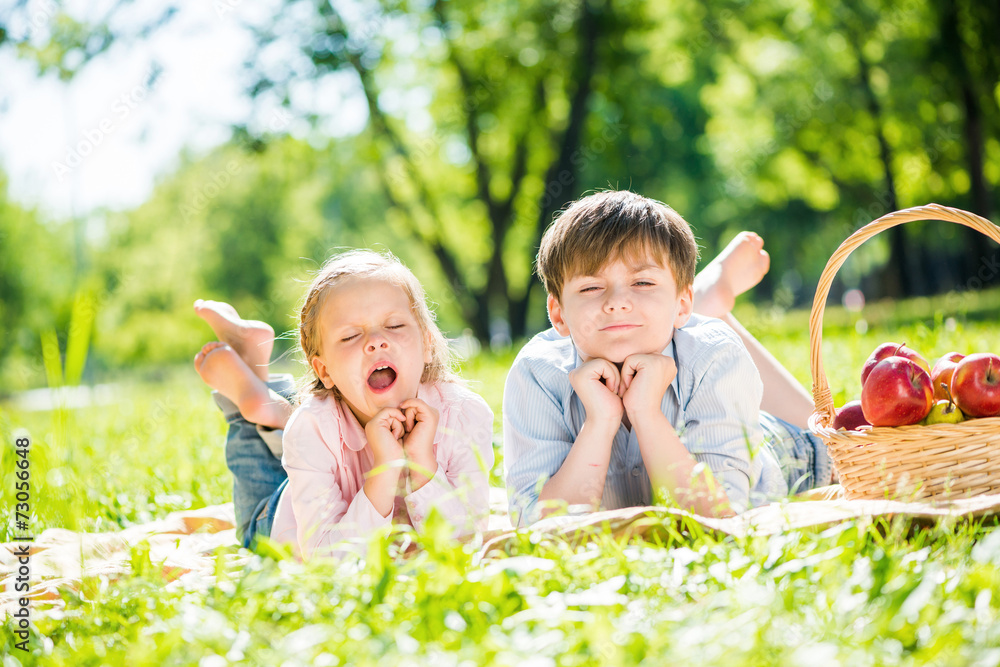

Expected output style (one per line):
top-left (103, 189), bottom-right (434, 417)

top-left (336, 397), bottom-right (369, 452)
top-left (663, 339), bottom-right (681, 401)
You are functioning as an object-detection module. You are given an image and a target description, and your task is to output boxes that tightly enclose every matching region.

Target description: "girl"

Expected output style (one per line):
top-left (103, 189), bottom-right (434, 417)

top-left (193, 250), bottom-right (494, 558)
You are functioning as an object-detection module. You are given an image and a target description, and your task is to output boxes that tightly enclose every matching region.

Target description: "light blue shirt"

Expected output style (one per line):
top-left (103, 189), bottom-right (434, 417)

top-left (502, 314), bottom-right (788, 525)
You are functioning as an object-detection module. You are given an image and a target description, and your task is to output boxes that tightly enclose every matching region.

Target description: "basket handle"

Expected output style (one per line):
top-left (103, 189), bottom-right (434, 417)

top-left (809, 203), bottom-right (1000, 426)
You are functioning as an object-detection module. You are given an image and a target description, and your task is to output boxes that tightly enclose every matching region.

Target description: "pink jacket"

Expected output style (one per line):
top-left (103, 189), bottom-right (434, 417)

top-left (270, 382), bottom-right (494, 558)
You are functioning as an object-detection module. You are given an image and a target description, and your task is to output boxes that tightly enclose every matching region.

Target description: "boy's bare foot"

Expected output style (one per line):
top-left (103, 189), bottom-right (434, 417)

top-left (692, 232), bottom-right (770, 319)
top-left (194, 342), bottom-right (293, 430)
top-left (193, 299), bottom-right (274, 382)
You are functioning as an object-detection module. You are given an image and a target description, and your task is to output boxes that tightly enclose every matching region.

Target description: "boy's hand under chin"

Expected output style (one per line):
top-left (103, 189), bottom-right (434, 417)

top-left (620, 353), bottom-right (677, 426)
top-left (569, 358), bottom-right (626, 427)
top-left (399, 398), bottom-right (440, 491)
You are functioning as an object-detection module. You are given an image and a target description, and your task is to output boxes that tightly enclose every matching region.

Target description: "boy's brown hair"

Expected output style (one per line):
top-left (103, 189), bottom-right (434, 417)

top-left (536, 190), bottom-right (699, 301)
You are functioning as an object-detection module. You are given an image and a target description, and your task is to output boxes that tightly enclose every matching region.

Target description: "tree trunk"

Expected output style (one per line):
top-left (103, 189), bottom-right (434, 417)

top-left (850, 27), bottom-right (912, 299)
top-left (941, 0), bottom-right (996, 289)
top-left (508, 0), bottom-right (604, 339)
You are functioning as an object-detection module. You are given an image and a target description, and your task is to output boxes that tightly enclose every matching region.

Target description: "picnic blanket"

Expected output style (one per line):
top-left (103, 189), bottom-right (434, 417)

top-left (5, 486), bottom-right (1000, 616)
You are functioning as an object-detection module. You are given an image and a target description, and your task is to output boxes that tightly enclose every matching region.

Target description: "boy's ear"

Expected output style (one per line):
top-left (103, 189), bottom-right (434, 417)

top-left (674, 284), bottom-right (694, 328)
top-left (310, 356), bottom-right (335, 389)
top-left (547, 293), bottom-right (571, 337)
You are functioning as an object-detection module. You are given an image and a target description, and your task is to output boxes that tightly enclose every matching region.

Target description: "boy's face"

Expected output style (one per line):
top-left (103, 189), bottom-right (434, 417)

top-left (547, 253), bottom-right (693, 364)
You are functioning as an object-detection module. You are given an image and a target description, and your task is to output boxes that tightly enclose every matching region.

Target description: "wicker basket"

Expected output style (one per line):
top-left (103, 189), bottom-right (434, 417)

top-left (807, 203), bottom-right (1000, 501)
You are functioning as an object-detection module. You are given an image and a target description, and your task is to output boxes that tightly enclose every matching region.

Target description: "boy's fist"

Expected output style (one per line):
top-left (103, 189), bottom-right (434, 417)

top-left (569, 358), bottom-right (625, 425)
top-left (620, 353), bottom-right (676, 422)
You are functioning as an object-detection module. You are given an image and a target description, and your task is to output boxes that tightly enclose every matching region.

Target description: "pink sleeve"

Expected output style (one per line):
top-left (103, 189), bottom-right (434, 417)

top-left (403, 394), bottom-right (495, 535)
top-left (282, 404), bottom-right (390, 558)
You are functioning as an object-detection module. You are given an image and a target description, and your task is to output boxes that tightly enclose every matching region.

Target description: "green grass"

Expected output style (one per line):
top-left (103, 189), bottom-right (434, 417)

top-left (3, 293), bottom-right (1000, 665)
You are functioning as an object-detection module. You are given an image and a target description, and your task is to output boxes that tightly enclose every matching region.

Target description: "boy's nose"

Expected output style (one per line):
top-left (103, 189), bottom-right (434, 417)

top-left (603, 287), bottom-right (631, 312)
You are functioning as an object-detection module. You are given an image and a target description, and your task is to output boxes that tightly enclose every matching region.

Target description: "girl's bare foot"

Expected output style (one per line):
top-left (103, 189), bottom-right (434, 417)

top-left (693, 232), bottom-right (771, 319)
top-left (193, 300), bottom-right (274, 382)
top-left (194, 342), bottom-right (293, 430)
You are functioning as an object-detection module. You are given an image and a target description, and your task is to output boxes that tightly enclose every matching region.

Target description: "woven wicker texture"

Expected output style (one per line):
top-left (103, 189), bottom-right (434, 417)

top-left (808, 204), bottom-right (1000, 500)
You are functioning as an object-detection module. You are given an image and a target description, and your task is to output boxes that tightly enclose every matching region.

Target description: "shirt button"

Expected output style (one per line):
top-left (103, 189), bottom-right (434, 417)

top-left (631, 467), bottom-right (640, 477)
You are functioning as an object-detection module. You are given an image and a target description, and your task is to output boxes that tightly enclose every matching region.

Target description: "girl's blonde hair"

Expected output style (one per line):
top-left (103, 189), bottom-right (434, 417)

top-left (299, 249), bottom-right (455, 399)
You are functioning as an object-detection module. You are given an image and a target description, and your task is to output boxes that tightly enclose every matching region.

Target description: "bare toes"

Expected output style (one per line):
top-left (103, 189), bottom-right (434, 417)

top-left (201, 341), bottom-right (228, 354)
top-left (194, 342), bottom-right (231, 373)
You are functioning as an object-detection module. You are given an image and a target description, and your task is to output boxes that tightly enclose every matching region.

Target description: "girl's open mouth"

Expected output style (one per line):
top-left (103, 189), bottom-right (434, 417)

top-left (367, 364), bottom-right (398, 393)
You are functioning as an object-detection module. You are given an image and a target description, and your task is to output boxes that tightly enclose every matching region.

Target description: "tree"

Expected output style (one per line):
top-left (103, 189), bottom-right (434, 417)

top-left (91, 135), bottom-right (402, 366)
top-left (691, 0), bottom-right (999, 301)
top-left (931, 0), bottom-right (1000, 288)
top-left (245, 0), bottom-right (637, 341)
top-left (3, 0), bottom-right (999, 354)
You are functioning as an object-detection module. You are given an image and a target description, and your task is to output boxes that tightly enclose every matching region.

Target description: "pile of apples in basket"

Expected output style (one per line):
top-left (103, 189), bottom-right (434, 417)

top-left (835, 344), bottom-right (1000, 429)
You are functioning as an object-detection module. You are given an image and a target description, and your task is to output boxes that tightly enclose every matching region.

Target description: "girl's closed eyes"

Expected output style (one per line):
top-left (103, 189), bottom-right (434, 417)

top-left (338, 320), bottom-right (408, 343)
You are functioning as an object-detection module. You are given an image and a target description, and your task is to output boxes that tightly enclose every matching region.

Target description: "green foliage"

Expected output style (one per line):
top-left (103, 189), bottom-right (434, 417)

top-left (5, 504), bottom-right (1000, 664)
top-left (62, 290), bottom-right (96, 386)
top-left (0, 382), bottom-right (230, 536)
top-left (38, 289), bottom-right (97, 391)
top-left (85, 135), bottom-right (489, 374)
top-left (0, 177), bottom-right (87, 392)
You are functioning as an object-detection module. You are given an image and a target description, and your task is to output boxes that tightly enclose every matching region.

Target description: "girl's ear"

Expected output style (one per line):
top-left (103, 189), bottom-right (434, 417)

top-left (423, 329), bottom-right (433, 366)
top-left (310, 356), bottom-right (335, 389)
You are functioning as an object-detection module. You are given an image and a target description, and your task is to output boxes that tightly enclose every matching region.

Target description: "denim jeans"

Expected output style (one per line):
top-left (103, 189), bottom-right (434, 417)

top-left (760, 412), bottom-right (835, 495)
top-left (213, 374), bottom-right (295, 548)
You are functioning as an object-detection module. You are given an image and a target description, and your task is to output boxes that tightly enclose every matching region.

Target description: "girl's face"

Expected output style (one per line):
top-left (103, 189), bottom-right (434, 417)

top-left (310, 276), bottom-right (431, 426)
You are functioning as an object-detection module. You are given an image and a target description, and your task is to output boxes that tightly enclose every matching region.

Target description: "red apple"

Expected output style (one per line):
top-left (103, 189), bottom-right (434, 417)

top-left (833, 400), bottom-right (871, 431)
top-left (861, 342), bottom-right (930, 387)
top-left (950, 353), bottom-right (1000, 418)
top-left (861, 357), bottom-right (934, 426)
top-left (930, 352), bottom-right (965, 401)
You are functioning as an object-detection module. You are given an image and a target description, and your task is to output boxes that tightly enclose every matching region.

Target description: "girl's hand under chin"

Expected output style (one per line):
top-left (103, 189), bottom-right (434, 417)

top-left (364, 407), bottom-right (406, 467)
top-left (362, 407), bottom-right (407, 518)
top-left (400, 398), bottom-right (439, 491)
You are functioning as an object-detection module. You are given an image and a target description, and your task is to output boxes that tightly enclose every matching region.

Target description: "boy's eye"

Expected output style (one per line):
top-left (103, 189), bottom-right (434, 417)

top-left (634, 280), bottom-right (654, 286)
top-left (341, 333), bottom-right (360, 342)
top-left (579, 286), bottom-right (601, 293)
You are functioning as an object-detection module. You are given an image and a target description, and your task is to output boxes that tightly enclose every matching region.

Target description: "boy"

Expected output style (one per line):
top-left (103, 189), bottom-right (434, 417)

top-left (503, 190), bottom-right (833, 525)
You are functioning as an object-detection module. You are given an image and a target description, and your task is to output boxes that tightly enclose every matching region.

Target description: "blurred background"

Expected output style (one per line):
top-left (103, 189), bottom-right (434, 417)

top-left (1, 0), bottom-right (998, 392)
